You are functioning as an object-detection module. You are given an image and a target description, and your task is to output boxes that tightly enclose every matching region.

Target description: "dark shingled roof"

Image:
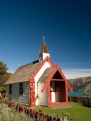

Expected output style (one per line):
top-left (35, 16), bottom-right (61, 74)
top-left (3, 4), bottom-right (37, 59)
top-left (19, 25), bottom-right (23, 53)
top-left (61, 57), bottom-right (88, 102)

top-left (39, 67), bottom-right (54, 83)
top-left (5, 60), bottom-right (42, 84)
top-left (39, 40), bottom-right (49, 54)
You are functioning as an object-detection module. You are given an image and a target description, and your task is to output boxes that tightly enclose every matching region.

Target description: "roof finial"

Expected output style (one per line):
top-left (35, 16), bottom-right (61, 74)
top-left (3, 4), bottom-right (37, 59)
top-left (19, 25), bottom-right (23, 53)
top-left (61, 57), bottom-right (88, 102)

top-left (39, 37), bottom-right (49, 54)
top-left (43, 36), bottom-right (45, 41)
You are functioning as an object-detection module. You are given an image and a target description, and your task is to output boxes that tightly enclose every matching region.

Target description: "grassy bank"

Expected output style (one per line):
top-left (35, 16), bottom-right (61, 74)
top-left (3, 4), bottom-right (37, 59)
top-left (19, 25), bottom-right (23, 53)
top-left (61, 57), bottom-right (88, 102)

top-left (34, 102), bottom-right (91, 121)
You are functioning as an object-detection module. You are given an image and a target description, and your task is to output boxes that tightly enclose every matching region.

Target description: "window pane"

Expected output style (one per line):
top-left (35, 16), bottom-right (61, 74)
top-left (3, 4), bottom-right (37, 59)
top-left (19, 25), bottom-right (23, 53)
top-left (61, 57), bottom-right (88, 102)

top-left (19, 82), bottom-right (23, 95)
top-left (9, 84), bottom-right (12, 94)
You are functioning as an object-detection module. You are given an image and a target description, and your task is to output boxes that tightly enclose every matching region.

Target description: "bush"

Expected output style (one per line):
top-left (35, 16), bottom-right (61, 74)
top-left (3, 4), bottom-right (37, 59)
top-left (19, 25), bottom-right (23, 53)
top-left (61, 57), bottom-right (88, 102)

top-left (62, 112), bottom-right (73, 121)
top-left (0, 104), bottom-right (32, 121)
top-left (83, 92), bottom-right (90, 97)
top-left (0, 86), bottom-right (6, 98)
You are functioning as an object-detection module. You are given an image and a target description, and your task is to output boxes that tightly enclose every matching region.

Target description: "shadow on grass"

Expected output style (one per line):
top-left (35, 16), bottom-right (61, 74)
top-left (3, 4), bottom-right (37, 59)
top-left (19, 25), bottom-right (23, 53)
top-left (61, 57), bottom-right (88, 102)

top-left (81, 104), bottom-right (91, 108)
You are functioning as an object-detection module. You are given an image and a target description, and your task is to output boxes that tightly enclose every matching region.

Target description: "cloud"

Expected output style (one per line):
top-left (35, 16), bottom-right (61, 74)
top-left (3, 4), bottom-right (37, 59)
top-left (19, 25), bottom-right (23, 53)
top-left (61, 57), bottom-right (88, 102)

top-left (63, 69), bottom-right (91, 79)
top-left (7, 70), bottom-right (14, 73)
top-left (8, 68), bottom-right (91, 79)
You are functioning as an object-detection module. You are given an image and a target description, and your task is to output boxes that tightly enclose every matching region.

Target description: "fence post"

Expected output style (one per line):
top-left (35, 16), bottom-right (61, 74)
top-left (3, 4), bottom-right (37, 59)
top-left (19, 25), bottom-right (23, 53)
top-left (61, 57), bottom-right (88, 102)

top-left (63, 116), bottom-right (67, 121)
top-left (59, 117), bottom-right (62, 121)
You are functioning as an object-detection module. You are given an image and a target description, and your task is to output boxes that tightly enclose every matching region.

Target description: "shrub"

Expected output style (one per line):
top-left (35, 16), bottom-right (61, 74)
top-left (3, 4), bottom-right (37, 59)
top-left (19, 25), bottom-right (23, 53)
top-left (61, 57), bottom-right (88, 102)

top-left (83, 92), bottom-right (90, 97)
top-left (62, 112), bottom-right (73, 121)
top-left (0, 104), bottom-right (32, 121)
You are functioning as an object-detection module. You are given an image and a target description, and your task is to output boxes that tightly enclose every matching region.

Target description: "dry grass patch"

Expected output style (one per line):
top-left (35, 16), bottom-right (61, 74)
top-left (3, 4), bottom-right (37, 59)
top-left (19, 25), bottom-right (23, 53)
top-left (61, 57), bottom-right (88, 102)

top-left (0, 104), bottom-right (32, 121)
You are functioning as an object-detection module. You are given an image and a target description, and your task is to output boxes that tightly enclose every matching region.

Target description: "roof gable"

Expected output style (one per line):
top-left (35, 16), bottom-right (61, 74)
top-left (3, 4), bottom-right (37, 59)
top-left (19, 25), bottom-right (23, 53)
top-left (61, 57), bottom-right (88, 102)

top-left (52, 70), bottom-right (63, 79)
top-left (41, 65), bottom-right (73, 92)
top-left (30, 56), bottom-right (54, 79)
top-left (39, 67), bottom-right (54, 83)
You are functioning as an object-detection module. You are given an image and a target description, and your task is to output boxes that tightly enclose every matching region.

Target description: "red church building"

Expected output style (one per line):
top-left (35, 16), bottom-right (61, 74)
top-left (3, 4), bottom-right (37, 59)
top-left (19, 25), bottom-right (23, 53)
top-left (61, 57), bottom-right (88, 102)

top-left (5, 40), bottom-right (72, 107)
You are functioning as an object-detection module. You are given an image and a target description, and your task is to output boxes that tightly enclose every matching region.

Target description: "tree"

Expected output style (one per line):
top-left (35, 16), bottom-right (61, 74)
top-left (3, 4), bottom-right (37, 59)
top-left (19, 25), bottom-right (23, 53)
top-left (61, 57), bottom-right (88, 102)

top-left (0, 61), bottom-right (10, 86)
top-left (83, 92), bottom-right (90, 97)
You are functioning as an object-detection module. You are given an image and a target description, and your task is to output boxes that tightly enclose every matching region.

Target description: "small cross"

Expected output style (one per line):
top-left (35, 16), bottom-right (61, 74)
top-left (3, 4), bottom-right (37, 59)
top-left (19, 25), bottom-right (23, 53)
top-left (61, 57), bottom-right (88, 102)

top-left (43, 36), bottom-right (45, 41)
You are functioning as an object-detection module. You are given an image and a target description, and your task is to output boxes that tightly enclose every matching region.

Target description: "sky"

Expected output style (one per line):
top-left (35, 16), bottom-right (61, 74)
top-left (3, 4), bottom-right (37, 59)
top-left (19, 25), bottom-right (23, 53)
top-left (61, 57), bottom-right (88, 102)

top-left (0, 0), bottom-right (91, 79)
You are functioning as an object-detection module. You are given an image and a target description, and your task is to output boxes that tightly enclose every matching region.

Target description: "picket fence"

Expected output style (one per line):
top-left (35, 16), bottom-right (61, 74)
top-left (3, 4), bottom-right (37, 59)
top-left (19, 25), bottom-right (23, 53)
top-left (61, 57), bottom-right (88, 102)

top-left (1, 99), bottom-right (68, 121)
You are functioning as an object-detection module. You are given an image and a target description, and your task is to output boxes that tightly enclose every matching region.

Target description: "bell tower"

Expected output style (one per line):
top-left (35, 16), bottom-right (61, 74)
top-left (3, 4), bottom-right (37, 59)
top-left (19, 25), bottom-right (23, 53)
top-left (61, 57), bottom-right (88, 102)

top-left (39, 38), bottom-right (50, 61)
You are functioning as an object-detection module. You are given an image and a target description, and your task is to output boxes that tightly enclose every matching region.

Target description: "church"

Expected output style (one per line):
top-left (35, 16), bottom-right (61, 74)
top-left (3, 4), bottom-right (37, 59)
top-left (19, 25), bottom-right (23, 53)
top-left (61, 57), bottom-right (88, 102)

top-left (5, 40), bottom-right (72, 107)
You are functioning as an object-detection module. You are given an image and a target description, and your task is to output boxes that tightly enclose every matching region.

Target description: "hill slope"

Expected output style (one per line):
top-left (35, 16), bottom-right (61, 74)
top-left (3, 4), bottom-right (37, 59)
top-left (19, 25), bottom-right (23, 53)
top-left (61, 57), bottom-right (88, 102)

top-left (68, 76), bottom-right (91, 92)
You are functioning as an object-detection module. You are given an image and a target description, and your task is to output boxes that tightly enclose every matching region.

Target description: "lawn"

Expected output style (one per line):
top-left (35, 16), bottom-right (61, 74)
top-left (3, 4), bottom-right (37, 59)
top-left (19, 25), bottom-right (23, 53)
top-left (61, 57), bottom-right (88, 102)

top-left (34, 102), bottom-right (91, 121)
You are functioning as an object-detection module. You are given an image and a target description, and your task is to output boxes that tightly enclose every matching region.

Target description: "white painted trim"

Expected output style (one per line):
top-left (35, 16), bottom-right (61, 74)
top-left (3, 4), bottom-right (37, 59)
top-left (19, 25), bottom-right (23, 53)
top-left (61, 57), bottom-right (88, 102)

top-left (51, 82), bottom-right (55, 102)
top-left (34, 61), bottom-right (52, 105)
top-left (43, 53), bottom-right (50, 60)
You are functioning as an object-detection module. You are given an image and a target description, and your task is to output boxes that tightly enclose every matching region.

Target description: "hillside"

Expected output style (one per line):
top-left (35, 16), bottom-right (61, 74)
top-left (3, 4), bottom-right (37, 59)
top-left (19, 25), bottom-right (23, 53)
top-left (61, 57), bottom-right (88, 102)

top-left (68, 76), bottom-right (91, 92)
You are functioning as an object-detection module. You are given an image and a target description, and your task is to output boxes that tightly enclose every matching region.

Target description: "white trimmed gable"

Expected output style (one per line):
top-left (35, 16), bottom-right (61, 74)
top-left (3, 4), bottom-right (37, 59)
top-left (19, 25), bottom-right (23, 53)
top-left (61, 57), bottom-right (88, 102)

top-left (34, 61), bottom-right (52, 105)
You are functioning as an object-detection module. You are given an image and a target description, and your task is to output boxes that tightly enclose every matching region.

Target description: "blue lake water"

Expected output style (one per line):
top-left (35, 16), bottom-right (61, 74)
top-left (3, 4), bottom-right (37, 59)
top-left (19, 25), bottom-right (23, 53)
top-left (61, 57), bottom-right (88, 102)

top-left (68, 91), bottom-right (91, 97)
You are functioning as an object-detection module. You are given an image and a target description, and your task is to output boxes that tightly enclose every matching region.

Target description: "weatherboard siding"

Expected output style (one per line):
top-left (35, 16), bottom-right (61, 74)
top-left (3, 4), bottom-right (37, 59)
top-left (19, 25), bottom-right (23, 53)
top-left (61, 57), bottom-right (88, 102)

top-left (6, 82), bottom-right (30, 105)
top-left (20, 82), bottom-right (30, 105)
top-left (38, 83), bottom-right (48, 106)
top-left (12, 83), bottom-right (19, 102)
top-left (34, 61), bottom-right (51, 105)
top-left (6, 84), bottom-right (19, 102)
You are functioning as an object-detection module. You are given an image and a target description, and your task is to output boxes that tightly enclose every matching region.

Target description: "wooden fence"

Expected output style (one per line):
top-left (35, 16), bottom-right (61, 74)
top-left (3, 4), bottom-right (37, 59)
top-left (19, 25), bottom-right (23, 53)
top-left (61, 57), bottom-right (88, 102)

top-left (1, 99), bottom-right (68, 121)
top-left (68, 96), bottom-right (91, 106)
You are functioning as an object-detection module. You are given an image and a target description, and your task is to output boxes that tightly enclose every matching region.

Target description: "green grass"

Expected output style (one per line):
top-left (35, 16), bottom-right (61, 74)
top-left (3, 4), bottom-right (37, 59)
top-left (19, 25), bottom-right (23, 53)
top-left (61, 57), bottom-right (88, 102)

top-left (34, 102), bottom-right (91, 121)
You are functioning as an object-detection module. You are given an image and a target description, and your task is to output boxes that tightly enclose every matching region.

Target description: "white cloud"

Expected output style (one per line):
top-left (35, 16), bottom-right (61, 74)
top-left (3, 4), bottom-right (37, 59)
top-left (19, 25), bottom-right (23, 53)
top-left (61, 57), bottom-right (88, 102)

top-left (8, 68), bottom-right (91, 79)
top-left (63, 69), bottom-right (91, 79)
top-left (7, 70), bottom-right (14, 73)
